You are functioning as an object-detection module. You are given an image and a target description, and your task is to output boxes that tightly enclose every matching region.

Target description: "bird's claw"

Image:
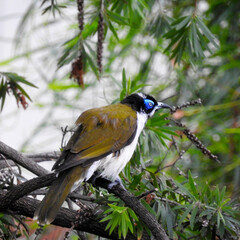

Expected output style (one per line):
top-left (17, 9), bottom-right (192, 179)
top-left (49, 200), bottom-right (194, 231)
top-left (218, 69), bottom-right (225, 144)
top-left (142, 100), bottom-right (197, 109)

top-left (108, 177), bottom-right (126, 190)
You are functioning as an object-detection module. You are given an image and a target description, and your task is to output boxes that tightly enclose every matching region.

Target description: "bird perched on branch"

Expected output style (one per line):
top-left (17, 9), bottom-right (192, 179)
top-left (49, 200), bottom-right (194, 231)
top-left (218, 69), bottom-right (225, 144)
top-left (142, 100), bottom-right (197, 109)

top-left (34, 93), bottom-right (171, 224)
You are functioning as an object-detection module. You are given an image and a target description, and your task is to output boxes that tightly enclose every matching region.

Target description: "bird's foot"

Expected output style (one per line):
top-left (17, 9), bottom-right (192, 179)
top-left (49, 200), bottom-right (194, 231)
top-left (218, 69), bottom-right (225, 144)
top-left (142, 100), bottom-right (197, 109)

top-left (108, 176), bottom-right (126, 190)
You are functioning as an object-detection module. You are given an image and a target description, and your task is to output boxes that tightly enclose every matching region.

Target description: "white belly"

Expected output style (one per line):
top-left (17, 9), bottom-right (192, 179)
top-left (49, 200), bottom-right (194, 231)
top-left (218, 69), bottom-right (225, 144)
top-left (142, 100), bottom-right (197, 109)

top-left (84, 112), bottom-right (147, 181)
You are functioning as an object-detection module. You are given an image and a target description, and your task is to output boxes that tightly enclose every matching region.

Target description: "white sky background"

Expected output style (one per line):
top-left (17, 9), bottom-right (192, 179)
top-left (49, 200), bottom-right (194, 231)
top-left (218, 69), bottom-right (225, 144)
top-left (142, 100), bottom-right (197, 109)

top-left (0, 0), bottom-right (44, 151)
top-left (0, 0), bottom-right (110, 153)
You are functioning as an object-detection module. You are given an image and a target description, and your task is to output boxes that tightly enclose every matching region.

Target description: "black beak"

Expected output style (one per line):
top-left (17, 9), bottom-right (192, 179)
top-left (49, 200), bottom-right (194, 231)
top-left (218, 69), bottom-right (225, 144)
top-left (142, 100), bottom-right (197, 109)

top-left (156, 102), bottom-right (171, 110)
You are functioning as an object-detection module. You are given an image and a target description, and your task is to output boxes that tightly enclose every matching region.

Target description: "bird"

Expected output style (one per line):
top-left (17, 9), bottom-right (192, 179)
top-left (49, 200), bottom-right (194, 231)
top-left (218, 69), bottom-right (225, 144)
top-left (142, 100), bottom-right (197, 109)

top-left (34, 93), bottom-right (171, 224)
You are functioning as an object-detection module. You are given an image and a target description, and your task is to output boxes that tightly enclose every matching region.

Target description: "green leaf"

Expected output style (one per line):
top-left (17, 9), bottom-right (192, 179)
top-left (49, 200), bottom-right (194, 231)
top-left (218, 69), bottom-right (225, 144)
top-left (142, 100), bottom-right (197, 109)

top-left (219, 186), bottom-right (226, 203)
top-left (109, 214), bottom-right (120, 234)
top-left (126, 217), bottom-right (134, 234)
top-left (195, 17), bottom-right (219, 48)
top-left (178, 204), bottom-right (194, 228)
top-left (0, 72), bottom-right (37, 111)
top-left (108, 204), bottom-right (125, 213)
top-left (190, 206), bottom-right (198, 230)
top-left (166, 204), bottom-right (174, 238)
top-left (129, 172), bottom-right (144, 190)
top-left (158, 126), bottom-right (179, 136)
top-left (225, 128), bottom-right (240, 134)
top-left (128, 208), bottom-right (138, 221)
top-left (175, 34), bottom-right (187, 63)
top-left (137, 0), bottom-right (150, 10)
top-left (163, 28), bottom-right (181, 39)
top-left (100, 214), bottom-right (113, 223)
top-left (0, 80), bottom-right (7, 111)
top-left (121, 212), bottom-right (128, 238)
top-left (191, 22), bottom-right (204, 58)
top-left (107, 10), bottom-right (129, 25)
top-left (149, 128), bottom-right (172, 141)
top-left (188, 171), bottom-right (198, 199)
top-left (84, 47), bottom-right (98, 77)
top-left (131, 83), bottom-right (148, 93)
top-left (220, 198), bottom-right (231, 208)
top-left (3, 72), bottom-right (37, 88)
top-left (197, 26), bottom-right (212, 53)
top-left (120, 68), bottom-right (127, 100)
top-left (122, 68), bottom-right (127, 90)
top-left (173, 16), bottom-right (191, 30)
top-left (48, 82), bottom-right (81, 91)
top-left (218, 211), bottom-right (225, 225)
top-left (174, 180), bottom-right (196, 201)
top-left (199, 209), bottom-right (213, 218)
top-left (140, 199), bottom-right (156, 216)
top-left (82, 21), bottom-right (98, 39)
top-left (108, 21), bottom-right (120, 41)
top-left (14, 82), bottom-right (32, 101)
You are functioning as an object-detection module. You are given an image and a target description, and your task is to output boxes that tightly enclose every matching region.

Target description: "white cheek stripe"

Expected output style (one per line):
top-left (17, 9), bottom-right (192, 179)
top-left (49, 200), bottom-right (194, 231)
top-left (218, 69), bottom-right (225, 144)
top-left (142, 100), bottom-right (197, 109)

top-left (84, 112), bottom-right (148, 182)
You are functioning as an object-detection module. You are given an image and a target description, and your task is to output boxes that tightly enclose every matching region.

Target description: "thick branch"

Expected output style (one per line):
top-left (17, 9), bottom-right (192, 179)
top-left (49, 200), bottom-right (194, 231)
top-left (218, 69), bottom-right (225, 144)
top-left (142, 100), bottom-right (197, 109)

top-left (0, 173), bottom-right (56, 209)
top-left (0, 141), bottom-right (49, 176)
top-left (0, 190), bottom-right (136, 240)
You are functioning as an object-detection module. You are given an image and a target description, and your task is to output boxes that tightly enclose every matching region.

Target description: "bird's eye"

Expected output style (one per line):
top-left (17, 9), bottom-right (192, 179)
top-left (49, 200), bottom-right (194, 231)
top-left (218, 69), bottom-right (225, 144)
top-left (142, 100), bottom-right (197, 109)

top-left (144, 99), bottom-right (154, 110)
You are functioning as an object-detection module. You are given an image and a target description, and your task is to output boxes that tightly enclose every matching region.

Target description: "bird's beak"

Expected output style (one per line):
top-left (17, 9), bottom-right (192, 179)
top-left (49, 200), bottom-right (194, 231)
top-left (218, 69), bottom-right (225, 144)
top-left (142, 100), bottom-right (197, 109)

top-left (156, 102), bottom-right (171, 110)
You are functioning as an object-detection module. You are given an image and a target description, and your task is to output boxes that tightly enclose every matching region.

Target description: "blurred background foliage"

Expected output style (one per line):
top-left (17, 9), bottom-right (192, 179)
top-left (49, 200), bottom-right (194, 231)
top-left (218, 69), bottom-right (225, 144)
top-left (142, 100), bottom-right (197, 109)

top-left (0, 0), bottom-right (240, 239)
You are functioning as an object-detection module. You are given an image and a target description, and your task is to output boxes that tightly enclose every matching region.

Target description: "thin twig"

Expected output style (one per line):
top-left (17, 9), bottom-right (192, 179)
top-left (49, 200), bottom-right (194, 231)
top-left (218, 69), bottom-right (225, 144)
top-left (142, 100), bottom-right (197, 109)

top-left (171, 135), bottom-right (180, 153)
top-left (97, 0), bottom-right (104, 75)
top-left (155, 197), bottom-right (180, 207)
top-left (167, 118), bottom-right (220, 163)
top-left (170, 98), bottom-right (202, 113)
top-left (157, 150), bottom-right (185, 172)
top-left (25, 151), bottom-right (60, 159)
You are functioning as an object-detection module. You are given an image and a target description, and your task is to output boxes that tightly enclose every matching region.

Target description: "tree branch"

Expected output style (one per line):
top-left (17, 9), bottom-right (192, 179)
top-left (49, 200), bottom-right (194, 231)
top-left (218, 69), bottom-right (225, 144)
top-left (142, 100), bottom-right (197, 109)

top-left (0, 190), bottom-right (136, 240)
top-left (0, 151), bottom-right (59, 169)
top-left (0, 141), bottom-right (49, 176)
top-left (167, 119), bottom-right (219, 162)
top-left (25, 151), bottom-right (60, 159)
top-left (0, 173), bottom-right (56, 209)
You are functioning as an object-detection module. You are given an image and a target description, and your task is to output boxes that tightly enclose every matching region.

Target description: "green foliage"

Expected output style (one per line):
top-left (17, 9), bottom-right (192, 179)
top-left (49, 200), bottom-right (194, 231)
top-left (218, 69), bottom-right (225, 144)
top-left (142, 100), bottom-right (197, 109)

top-left (41, 0), bottom-right (67, 17)
top-left (99, 169), bottom-right (240, 239)
top-left (170, 171), bottom-right (240, 238)
top-left (0, 72), bottom-right (37, 111)
top-left (120, 68), bottom-right (148, 101)
top-left (100, 204), bottom-right (138, 239)
top-left (164, 15), bottom-right (219, 64)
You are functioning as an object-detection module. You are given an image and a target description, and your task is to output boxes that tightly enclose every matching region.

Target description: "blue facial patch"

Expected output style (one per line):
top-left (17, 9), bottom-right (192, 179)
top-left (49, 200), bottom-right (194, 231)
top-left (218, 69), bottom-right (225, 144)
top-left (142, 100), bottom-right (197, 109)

top-left (144, 99), bottom-right (154, 110)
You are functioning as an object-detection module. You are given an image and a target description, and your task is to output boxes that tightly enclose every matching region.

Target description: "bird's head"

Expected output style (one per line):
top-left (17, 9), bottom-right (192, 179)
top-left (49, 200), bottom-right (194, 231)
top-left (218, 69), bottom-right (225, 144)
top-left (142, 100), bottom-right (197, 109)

top-left (121, 93), bottom-right (171, 118)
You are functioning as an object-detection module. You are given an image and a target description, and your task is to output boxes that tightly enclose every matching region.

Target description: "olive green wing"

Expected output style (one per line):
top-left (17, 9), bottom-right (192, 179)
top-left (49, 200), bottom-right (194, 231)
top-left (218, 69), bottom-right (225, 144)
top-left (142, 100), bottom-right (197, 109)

top-left (53, 103), bottom-right (137, 172)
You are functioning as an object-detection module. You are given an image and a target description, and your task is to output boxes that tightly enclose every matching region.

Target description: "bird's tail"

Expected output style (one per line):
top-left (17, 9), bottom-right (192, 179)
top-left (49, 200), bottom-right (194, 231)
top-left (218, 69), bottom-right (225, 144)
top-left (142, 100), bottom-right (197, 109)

top-left (34, 166), bottom-right (84, 225)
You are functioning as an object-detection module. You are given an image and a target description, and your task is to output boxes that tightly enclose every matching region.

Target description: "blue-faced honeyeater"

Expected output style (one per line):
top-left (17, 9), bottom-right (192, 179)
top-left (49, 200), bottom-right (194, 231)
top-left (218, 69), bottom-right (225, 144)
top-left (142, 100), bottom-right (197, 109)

top-left (34, 93), bottom-right (171, 224)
